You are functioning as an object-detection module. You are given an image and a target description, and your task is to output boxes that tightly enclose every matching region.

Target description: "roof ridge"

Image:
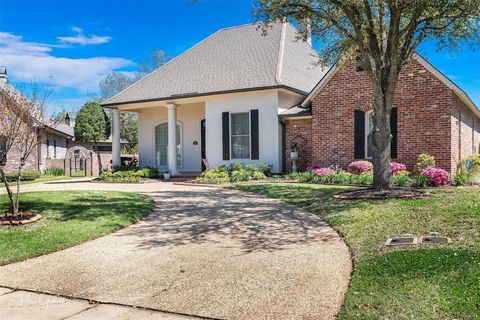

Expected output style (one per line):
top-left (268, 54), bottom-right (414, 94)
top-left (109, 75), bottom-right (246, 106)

top-left (275, 22), bottom-right (287, 85)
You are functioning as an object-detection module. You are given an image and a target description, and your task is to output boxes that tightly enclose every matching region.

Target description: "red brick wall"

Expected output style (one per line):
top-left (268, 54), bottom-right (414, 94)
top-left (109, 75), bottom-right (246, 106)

top-left (283, 118), bottom-right (313, 172)
top-left (284, 59), bottom-right (480, 173)
top-left (4, 148), bottom-right (38, 173)
top-left (451, 95), bottom-right (480, 171)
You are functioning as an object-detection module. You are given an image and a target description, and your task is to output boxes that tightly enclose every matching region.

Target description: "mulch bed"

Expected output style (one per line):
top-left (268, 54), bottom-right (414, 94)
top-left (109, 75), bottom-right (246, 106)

top-left (0, 213), bottom-right (42, 225)
top-left (333, 188), bottom-right (431, 200)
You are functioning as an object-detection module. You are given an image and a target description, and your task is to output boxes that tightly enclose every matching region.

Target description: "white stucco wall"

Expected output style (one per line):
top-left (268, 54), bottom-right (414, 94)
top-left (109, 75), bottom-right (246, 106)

top-left (205, 89), bottom-right (290, 173)
top-left (138, 103), bottom-right (205, 172)
top-left (135, 89), bottom-right (303, 174)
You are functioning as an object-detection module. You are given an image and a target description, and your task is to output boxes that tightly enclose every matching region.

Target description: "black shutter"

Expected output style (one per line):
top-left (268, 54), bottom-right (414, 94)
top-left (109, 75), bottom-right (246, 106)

top-left (390, 107), bottom-right (398, 158)
top-left (354, 109), bottom-right (365, 159)
top-left (250, 109), bottom-right (259, 160)
top-left (222, 112), bottom-right (230, 160)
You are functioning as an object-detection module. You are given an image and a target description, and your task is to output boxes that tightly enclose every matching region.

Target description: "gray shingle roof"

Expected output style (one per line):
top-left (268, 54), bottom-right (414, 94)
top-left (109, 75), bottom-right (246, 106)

top-left (103, 23), bottom-right (327, 106)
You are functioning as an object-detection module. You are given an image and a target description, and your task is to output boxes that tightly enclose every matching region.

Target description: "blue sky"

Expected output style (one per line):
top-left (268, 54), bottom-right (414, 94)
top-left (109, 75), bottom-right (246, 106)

top-left (1, 0), bottom-right (479, 114)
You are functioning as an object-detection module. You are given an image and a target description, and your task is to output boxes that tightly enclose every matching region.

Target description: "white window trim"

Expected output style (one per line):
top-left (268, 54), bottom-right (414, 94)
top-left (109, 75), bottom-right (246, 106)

top-left (230, 112), bottom-right (251, 160)
top-left (154, 121), bottom-right (183, 169)
top-left (365, 110), bottom-right (373, 159)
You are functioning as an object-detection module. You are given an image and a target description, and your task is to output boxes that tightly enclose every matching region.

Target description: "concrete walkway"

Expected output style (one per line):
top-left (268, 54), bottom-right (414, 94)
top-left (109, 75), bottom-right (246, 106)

top-left (0, 180), bottom-right (351, 319)
top-left (0, 287), bottom-right (196, 319)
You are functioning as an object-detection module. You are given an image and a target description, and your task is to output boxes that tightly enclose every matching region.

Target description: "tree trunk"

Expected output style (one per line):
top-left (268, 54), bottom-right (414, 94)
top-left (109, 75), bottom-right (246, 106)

top-left (370, 79), bottom-right (396, 190)
top-left (94, 141), bottom-right (103, 176)
top-left (0, 169), bottom-right (15, 213)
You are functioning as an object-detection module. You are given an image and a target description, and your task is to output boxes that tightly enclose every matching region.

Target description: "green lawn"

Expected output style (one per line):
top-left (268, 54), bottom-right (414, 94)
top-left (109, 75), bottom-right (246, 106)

top-left (2, 175), bottom-right (78, 187)
top-left (0, 191), bottom-right (154, 265)
top-left (230, 183), bottom-right (480, 320)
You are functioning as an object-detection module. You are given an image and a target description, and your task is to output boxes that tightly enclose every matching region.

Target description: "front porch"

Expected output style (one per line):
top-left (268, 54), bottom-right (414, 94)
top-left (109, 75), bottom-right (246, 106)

top-left (111, 100), bottom-right (206, 176)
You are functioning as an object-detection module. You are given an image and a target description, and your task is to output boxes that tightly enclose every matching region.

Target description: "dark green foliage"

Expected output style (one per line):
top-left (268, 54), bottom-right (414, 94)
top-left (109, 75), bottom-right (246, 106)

top-left (74, 101), bottom-right (110, 143)
top-left (452, 173), bottom-right (469, 186)
top-left (100, 167), bottom-right (159, 183)
top-left (43, 167), bottom-right (65, 176)
top-left (415, 175), bottom-right (430, 188)
top-left (4, 171), bottom-right (41, 182)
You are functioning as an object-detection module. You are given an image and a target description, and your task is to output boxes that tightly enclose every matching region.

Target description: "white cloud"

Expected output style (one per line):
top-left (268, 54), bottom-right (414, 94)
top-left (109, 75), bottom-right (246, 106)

top-left (57, 26), bottom-right (111, 45)
top-left (0, 32), bottom-right (133, 93)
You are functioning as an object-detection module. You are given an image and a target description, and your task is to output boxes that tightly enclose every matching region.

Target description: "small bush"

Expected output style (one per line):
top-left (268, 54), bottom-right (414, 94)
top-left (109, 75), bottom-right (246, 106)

top-left (44, 167), bottom-right (65, 176)
top-left (307, 165), bottom-right (336, 176)
top-left (391, 162), bottom-right (407, 174)
top-left (230, 170), bottom-right (252, 182)
top-left (393, 171), bottom-right (412, 187)
top-left (229, 163), bottom-right (244, 172)
top-left (245, 164), bottom-right (257, 173)
top-left (258, 163), bottom-right (273, 177)
top-left (133, 167), bottom-right (159, 178)
top-left (195, 168), bottom-right (230, 184)
top-left (252, 171), bottom-right (267, 180)
top-left (452, 173), bottom-right (469, 186)
top-left (4, 171), bottom-right (41, 182)
top-left (420, 167), bottom-right (450, 187)
top-left (415, 153), bottom-right (436, 174)
top-left (347, 161), bottom-right (373, 175)
top-left (415, 175), bottom-right (430, 188)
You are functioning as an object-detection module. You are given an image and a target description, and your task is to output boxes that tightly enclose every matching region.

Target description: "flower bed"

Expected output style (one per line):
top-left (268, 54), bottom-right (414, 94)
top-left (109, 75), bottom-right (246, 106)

top-left (99, 167), bottom-right (159, 183)
top-left (194, 163), bottom-right (272, 184)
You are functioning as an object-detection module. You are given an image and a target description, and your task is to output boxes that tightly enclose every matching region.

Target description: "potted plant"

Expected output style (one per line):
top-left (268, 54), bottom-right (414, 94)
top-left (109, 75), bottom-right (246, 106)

top-left (290, 143), bottom-right (298, 160)
top-left (163, 170), bottom-right (171, 181)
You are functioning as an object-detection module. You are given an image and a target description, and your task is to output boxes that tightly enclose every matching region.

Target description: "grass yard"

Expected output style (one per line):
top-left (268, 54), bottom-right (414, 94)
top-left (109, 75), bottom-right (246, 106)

top-left (3, 175), bottom-right (77, 187)
top-left (230, 183), bottom-right (480, 320)
top-left (0, 191), bottom-right (154, 265)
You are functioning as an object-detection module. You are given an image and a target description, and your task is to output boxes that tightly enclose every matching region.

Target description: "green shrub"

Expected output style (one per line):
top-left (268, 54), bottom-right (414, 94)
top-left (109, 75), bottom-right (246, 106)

top-left (414, 175), bottom-right (430, 188)
top-left (351, 172), bottom-right (373, 185)
top-left (245, 164), bottom-right (257, 173)
top-left (230, 170), bottom-right (252, 182)
top-left (393, 171), bottom-right (412, 187)
top-left (452, 173), bottom-right (469, 186)
top-left (44, 167), bottom-right (65, 176)
top-left (4, 171), bottom-right (41, 182)
top-left (229, 163), bottom-right (244, 172)
top-left (195, 168), bottom-right (230, 184)
top-left (258, 163), bottom-right (273, 177)
top-left (414, 153), bottom-right (436, 174)
top-left (252, 171), bottom-right (267, 180)
top-left (133, 167), bottom-right (159, 178)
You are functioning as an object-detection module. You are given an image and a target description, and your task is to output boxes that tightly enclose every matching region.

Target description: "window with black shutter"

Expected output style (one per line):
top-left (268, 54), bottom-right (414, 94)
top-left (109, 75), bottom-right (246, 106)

top-left (354, 110), bottom-right (365, 159)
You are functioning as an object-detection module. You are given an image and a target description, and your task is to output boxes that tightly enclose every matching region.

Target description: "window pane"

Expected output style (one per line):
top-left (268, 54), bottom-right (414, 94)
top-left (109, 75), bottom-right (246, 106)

top-left (232, 136), bottom-right (250, 159)
top-left (231, 113), bottom-right (249, 135)
top-left (156, 123), bottom-right (182, 167)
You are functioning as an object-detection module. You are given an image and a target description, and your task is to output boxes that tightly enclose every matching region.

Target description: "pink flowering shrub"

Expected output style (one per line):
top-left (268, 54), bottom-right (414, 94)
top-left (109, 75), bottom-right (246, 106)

top-left (391, 162), bottom-right (407, 174)
top-left (347, 161), bottom-right (373, 175)
top-left (307, 165), bottom-right (335, 176)
top-left (421, 167), bottom-right (451, 187)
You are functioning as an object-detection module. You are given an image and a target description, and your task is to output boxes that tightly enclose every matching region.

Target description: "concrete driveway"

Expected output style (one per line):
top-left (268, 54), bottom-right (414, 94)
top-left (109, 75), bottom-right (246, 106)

top-left (0, 180), bottom-right (351, 319)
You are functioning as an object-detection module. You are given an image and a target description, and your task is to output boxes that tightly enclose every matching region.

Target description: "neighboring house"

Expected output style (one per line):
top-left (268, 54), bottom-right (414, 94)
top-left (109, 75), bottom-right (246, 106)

top-left (102, 22), bottom-right (480, 175)
top-left (0, 67), bottom-right (73, 173)
top-left (0, 67), bottom-right (123, 175)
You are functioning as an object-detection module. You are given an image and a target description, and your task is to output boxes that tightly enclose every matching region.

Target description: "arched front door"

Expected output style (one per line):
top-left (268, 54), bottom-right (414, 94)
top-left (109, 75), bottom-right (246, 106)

top-left (155, 122), bottom-right (182, 169)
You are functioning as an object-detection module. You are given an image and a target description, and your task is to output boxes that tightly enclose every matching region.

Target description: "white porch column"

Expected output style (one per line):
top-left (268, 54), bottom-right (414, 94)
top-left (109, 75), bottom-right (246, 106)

top-left (166, 103), bottom-right (178, 176)
top-left (111, 108), bottom-right (121, 168)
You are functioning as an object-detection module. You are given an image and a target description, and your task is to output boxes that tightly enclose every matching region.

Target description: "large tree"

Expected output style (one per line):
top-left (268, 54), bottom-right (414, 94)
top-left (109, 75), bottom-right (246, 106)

top-left (74, 101), bottom-right (111, 175)
top-left (255, 0), bottom-right (480, 189)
